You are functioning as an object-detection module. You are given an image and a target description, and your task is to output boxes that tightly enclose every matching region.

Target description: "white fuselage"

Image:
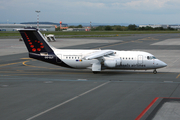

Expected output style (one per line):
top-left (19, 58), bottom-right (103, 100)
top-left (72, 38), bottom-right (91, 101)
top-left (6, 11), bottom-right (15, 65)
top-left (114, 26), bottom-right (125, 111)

top-left (53, 49), bottom-right (167, 70)
top-left (18, 29), bottom-right (167, 73)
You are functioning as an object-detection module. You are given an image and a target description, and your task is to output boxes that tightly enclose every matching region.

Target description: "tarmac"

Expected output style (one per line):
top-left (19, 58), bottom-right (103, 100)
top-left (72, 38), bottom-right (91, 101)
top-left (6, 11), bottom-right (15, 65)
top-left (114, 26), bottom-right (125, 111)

top-left (1, 33), bottom-right (180, 120)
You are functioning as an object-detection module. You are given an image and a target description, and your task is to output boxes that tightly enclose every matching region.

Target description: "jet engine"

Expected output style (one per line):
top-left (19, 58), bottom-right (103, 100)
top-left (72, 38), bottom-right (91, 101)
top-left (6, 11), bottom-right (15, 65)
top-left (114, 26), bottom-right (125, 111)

top-left (104, 58), bottom-right (121, 68)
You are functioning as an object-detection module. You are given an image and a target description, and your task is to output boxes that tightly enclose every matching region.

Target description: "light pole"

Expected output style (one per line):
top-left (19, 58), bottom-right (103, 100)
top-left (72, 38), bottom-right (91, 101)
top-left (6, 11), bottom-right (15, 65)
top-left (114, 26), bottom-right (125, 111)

top-left (90, 21), bottom-right (91, 30)
top-left (35, 10), bottom-right (40, 29)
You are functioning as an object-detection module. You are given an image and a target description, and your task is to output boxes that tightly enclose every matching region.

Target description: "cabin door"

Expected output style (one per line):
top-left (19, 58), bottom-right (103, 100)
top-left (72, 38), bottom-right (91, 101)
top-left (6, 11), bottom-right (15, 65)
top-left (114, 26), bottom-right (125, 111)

top-left (138, 55), bottom-right (143, 64)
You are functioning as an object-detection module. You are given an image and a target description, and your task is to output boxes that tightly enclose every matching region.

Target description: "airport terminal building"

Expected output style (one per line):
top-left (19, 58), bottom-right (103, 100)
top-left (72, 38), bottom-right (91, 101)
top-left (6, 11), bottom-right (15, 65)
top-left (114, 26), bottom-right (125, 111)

top-left (0, 24), bottom-right (55, 31)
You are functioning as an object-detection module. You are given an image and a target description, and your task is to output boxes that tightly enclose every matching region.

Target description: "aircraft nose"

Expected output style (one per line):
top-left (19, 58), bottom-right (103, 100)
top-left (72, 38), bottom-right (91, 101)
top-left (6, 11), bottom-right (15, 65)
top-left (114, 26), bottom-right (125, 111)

top-left (157, 60), bottom-right (167, 68)
top-left (160, 61), bottom-right (167, 67)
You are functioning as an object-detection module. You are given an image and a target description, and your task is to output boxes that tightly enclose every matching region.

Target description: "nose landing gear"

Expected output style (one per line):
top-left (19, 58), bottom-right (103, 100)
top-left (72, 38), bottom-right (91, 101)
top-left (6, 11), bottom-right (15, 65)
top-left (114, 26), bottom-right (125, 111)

top-left (153, 69), bottom-right (157, 74)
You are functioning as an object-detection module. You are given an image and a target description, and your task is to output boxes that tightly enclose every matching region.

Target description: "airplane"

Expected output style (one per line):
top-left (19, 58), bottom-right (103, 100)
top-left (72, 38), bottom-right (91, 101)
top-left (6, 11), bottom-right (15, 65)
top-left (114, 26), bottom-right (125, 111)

top-left (18, 28), bottom-right (167, 74)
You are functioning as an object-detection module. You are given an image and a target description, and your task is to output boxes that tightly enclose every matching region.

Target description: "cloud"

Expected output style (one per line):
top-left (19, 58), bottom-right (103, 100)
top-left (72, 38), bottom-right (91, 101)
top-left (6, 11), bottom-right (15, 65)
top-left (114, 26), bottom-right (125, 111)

top-left (110, 0), bottom-right (170, 10)
top-left (1, 0), bottom-right (180, 24)
top-left (77, 2), bottom-right (105, 8)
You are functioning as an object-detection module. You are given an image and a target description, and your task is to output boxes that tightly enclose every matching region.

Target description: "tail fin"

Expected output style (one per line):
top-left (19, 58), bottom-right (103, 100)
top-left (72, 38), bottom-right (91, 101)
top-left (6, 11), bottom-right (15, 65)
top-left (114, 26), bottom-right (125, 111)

top-left (18, 28), bottom-right (73, 68)
top-left (18, 28), bottom-right (54, 53)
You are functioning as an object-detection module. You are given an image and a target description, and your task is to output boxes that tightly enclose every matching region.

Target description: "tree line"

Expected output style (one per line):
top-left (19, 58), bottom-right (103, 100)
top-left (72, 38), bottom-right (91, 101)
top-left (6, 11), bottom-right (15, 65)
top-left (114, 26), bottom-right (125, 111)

top-left (55, 24), bottom-right (176, 31)
top-left (91, 24), bottom-right (176, 31)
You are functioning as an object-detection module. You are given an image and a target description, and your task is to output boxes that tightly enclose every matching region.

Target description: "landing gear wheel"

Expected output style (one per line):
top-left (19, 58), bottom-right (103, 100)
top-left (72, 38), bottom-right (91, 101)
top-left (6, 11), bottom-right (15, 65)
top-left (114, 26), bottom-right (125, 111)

top-left (93, 71), bottom-right (99, 74)
top-left (153, 69), bottom-right (157, 74)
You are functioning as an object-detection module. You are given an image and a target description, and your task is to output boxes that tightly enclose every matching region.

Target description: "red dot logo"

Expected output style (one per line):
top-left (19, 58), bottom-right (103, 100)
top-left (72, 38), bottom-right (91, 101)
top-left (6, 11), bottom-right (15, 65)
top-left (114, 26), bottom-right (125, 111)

top-left (32, 48), bottom-right (36, 52)
top-left (30, 45), bottom-right (34, 48)
top-left (40, 46), bottom-right (44, 48)
top-left (37, 48), bottom-right (41, 51)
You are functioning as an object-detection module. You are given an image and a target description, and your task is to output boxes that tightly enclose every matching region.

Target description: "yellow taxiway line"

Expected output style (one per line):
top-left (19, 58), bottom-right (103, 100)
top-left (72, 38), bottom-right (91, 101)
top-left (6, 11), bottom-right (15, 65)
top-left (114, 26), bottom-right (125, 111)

top-left (0, 62), bottom-right (22, 67)
top-left (176, 73), bottom-right (180, 79)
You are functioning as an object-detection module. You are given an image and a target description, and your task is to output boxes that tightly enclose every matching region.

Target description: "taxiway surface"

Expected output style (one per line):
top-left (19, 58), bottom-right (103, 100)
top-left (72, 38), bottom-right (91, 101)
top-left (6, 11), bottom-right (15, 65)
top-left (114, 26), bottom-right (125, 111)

top-left (1, 33), bottom-right (180, 120)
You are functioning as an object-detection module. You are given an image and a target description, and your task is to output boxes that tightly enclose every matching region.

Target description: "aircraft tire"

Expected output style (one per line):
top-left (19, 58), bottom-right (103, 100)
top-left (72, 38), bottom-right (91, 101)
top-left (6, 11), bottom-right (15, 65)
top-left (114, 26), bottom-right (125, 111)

top-left (93, 71), bottom-right (99, 74)
top-left (153, 69), bottom-right (157, 74)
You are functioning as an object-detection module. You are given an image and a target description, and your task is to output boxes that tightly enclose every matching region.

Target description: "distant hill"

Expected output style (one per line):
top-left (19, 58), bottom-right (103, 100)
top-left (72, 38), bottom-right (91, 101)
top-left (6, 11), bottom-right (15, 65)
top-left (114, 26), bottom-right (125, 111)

top-left (20, 22), bottom-right (68, 26)
top-left (0, 22), bottom-right (19, 24)
top-left (67, 23), bottom-right (130, 26)
top-left (20, 22), bottom-right (130, 27)
top-left (0, 21), bottom-right (145, 27)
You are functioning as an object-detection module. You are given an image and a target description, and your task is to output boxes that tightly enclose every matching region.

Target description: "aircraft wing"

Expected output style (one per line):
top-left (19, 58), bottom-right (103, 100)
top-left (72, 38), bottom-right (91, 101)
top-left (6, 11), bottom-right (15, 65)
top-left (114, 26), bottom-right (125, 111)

top-left (84, 50), bottom-right (114, 60)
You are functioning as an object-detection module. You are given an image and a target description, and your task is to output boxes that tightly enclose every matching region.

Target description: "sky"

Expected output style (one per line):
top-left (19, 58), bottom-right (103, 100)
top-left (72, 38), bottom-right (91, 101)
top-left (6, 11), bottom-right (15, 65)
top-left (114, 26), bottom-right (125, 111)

top-left (1, 0), bottom-right (180, 25)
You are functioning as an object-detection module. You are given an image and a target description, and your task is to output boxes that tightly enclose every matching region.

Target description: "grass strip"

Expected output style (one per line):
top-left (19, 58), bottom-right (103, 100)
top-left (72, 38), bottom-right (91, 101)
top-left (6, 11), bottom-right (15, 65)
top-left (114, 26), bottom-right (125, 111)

top-left (0, 31), bottom-right (180, 38)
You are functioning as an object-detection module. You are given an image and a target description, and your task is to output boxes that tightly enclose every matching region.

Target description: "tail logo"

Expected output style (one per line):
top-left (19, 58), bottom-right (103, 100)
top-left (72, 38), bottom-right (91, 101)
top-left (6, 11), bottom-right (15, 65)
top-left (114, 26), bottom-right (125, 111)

top-left (24, 32), bottom-right (45, 52)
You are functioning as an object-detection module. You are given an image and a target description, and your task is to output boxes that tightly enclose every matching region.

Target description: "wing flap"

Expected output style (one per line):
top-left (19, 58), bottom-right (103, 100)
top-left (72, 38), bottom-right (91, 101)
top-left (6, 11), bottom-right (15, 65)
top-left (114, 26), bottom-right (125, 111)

top-left (84, 50), bottom-right (114, 60)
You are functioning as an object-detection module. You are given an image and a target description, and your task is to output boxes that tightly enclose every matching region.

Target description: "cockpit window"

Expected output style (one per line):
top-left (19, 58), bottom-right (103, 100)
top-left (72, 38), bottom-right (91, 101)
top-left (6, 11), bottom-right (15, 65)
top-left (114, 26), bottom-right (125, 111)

top-left (152, 56), bottom-right (156, 59)
top-left (147, 56), bottom-right (156, 60)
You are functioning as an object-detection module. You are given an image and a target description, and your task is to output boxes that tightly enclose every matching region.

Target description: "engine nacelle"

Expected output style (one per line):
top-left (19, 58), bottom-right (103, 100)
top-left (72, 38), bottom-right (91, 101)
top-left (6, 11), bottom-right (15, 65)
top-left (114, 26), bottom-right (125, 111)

top-left (104, 59), bottom-right (117, 68)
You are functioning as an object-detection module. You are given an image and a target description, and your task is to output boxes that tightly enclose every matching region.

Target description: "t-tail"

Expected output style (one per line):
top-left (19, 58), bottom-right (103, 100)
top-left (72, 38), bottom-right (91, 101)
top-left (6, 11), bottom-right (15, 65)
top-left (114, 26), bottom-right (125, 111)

top-left (18, 28), bottom-right (72, 68)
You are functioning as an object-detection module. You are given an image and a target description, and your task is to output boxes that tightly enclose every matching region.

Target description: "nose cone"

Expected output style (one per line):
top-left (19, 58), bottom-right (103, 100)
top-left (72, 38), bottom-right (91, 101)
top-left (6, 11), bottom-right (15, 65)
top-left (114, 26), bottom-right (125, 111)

top-left (160, 61), bottom-right (167, 68)
top-left (156, 60), bottom-right (167, 68)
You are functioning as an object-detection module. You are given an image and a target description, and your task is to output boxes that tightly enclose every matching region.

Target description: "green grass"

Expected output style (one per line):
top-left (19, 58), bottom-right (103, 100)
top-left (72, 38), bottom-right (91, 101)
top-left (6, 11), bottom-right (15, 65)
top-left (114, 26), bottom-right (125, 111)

top-left (0, 31), bottom-right (180, 38)
top-left (0, 31), bottom-right (20, 37)
top-left (43, 31), bottom-right (180, 35)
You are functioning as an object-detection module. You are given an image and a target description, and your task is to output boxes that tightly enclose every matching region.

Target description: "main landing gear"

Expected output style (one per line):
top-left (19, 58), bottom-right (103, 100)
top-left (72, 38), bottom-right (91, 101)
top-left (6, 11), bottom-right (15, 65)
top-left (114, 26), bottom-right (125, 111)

top-left (93, 71), bottom-right (99, 74)
top-left (153, 69), bottom-right (157, 74)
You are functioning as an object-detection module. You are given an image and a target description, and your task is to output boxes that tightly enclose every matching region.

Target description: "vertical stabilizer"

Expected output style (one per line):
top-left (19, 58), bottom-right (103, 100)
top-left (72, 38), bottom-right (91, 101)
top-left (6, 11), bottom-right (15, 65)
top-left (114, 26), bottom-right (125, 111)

top-left (18, 28), bottom-right (54, 53)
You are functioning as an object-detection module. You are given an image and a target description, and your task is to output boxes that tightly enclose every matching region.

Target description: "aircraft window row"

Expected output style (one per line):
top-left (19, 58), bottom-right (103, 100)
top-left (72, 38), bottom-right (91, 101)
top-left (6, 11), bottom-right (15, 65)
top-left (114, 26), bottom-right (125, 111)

top-left (66, 56), bottom-right (80, 59)
top-left (120, 57), bottom-right (134, 60)
top-left (147, 56), bottom-right (156, 60)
